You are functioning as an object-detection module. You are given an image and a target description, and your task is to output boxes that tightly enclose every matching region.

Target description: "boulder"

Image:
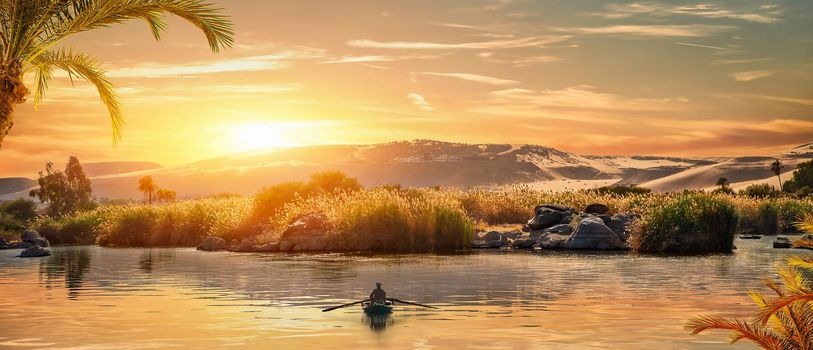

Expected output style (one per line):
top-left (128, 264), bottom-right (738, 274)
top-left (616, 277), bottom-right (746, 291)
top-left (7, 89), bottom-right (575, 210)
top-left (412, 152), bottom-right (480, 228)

top-left (605, 216), bottom-right (629, 239)
top-left (563, 217), bottom-right (626, 250)
top-left (197, 236), bottom-right (227, 251)
top-left (534, 204), bottom-right (572, 213)
top-left (477, 231), bottom-right (504, 242)
top-left (18, 246), bottom-right (51, 258)
top-left (0, 237), bottom-right (9, 249)
top-left (584, 203), bottom-right (610, 215)
top-left (227, 239), bottom-right (240, 252)
top-left (278, 212), bottom-right (329, 252)
top-left (503, 230), bottom-right (523, 240)
top-left (511, 237), bottom-right (536, 249)
top-left (527, 209), bottom-right (563, 230)
top-left (21, 230), bottom-right (49, 248)
top-left (473, 231), bottom-right (509, 249)
top-left (558, 211), bottom-right (574, 225)
top-left (535, 232), bottom-right (569, 249)
top-left (255, 243), bottom-right (280, 252)
top-left (230, 239), bottom-right (258, 252)
top-left (279, 240), bottom-right (295, 252)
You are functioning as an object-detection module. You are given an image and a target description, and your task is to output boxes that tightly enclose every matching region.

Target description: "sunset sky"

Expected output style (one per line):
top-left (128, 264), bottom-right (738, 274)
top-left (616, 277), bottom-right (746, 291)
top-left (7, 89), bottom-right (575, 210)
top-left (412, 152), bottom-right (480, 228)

top-left (1, 0), bottom-right (812, 177)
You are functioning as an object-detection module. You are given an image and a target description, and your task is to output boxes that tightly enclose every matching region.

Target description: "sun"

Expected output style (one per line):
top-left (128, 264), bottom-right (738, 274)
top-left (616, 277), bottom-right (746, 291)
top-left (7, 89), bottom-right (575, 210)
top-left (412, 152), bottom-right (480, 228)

top-left (230, 123), bottom-right (295, 152)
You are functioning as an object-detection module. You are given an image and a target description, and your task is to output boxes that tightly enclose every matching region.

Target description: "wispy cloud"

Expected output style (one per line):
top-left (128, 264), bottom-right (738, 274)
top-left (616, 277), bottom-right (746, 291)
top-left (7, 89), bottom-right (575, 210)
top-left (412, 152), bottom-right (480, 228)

top-left (568, 24), bottom-right (733, 37)
top-left (347, 36), bottom-right (572, 50)
top-left (599, 2), bottom-right (781, 23)
top-left (733, 94), bottom-right (813, 106)
top-left (408, 93), bottom-right (434, 111)
top-left (713, 57), bottom-right (773, 65)
top-left (417, 72), bottom-right (519, 86)
top-left (487, 86), bottom-right (684, 111)
top-left (321, 54), bottom-right (443, 64)
top-left (108, 49), bottom-right (324, 78)
top-left (676, 42), bottom-right (727, 50)
top-left (730, 70), bottom-right (773, 82)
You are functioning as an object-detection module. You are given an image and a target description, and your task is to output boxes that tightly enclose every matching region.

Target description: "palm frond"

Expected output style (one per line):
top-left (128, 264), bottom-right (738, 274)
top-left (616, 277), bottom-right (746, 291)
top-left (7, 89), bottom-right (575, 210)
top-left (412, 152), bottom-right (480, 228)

top-left (685, 315), bottom-right (785, 350)
top-left (787, 255), bottom-right (813, 270)
top-left (33, 0), bottom-right (233, 61)
top-left (29, 49), bottom-right (123, 143)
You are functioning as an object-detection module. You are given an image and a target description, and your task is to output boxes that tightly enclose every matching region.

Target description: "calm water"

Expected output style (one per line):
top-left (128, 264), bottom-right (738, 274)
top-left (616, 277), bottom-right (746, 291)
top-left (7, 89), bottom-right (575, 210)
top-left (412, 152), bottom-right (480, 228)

top-left (0, 238), bottom-right (807, 349)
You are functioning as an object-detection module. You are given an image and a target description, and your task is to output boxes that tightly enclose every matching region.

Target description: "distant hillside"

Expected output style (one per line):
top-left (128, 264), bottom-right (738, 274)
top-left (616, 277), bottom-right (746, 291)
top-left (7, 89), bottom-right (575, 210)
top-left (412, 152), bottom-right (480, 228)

top-left (0, 177), bottom-right (36, 195)
top-left (1, 141), bottom-right (810, 200)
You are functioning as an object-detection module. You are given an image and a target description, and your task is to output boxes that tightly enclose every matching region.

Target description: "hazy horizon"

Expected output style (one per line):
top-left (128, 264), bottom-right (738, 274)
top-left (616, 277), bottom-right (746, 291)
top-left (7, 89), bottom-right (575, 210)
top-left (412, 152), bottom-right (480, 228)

top-left (1, 0), bottom-right (811, 177)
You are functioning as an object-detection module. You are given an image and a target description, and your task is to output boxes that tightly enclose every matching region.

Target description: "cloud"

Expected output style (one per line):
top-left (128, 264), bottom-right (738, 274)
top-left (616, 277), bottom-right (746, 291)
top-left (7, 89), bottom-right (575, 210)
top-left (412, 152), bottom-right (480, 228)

top-left (417, 72), bottom-right (519, 86)
top-left (488, 85), bottom-right (683, 110)
top-left (599, 2), bottom-right (781, 23)
top-left (321, 54), bottom-right (443, 64)
top-left (675, 42), bottom-right (727, 50)
top-left (347, 36), bottom-right (572, 50)
top-left (733, 94), bottom-right (813, 106)
top-left (408, 93), bottom-right (434, 111)
top-left (714, 57), bottom-right (772, 65)
top-left (568, 24), bottom-right (733, 37)
top-left (107, 49), bottom-right (324, 78)
top-left (730, 70), bottom-right (773, 82)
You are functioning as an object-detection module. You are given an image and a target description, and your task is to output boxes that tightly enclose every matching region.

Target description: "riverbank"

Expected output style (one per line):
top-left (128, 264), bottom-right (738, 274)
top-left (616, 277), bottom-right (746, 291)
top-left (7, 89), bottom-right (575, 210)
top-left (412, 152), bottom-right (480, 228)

top-left (14, 187), bottom-right (812, 254)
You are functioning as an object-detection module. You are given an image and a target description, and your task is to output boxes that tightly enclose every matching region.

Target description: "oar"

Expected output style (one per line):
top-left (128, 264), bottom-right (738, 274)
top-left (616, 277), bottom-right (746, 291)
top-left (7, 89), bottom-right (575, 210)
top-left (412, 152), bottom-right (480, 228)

top-left (322, 299), bottom-right (370, 312)
top-left (387, 298), bottom-right (438, 309)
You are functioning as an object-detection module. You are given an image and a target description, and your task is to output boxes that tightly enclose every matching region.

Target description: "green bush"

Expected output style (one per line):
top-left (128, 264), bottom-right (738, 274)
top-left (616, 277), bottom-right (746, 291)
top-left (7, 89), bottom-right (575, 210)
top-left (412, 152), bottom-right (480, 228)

top-left (589, 185), bottom-right (652, 196)
top-left (0, 198), bottom-right (38, 222)
top-left (630, 193), bottom-right (739, 253)
top-left (738, 183), bottom-right (778, 199)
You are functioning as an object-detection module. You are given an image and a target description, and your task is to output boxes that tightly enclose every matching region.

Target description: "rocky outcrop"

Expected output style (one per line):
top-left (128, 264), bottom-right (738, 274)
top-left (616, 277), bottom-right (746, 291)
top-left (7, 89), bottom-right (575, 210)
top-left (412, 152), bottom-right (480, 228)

top-left (476, 202), bottom-right (635, 251)
top-left (21, 230), bottom-right (49, 248)
top-left (0, 237), bottom-right (9, 249)
top-left (278, 212), bottom-right (329, 252)
top-left (563, 217), bottom-right (626, 250)
top-left (19, 246), bottom-right (51, 258)
top-left (197, 236), bottom-right (227, 251)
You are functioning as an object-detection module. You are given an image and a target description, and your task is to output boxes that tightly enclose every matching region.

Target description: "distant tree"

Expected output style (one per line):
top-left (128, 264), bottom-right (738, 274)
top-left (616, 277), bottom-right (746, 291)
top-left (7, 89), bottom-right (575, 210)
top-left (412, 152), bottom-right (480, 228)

top-left (738, 183), bottom-right (777, 199)
top-left (253, 181), bottom-right (307, 219)
top-left (29, 157), bottom-right (95, 216)
top-left (782, 158), bottom-right (813, 196)
top-left (156, 189), bottom-right (177, 203)
top-left (770, 159), bottom-right (784, 189)
top-left (713, 177), bottom-right (734, 195)
top-left (590, 184), bottom-right (652, 196)
top-left (138, 176), bottom-right (156, 204)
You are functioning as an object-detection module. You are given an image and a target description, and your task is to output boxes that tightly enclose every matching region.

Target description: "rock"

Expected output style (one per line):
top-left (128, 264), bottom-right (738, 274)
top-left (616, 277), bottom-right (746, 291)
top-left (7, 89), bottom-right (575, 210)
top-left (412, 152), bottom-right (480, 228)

top-left (18, 246), bottom-right (50, 258)
top-left (598, 214), bottom-right (612, 224)
top-left (232, 239), bottom-right (258, 252)
top-left (545, 224), bottom-right (574, 235)
top-left (198, 236), bottom-right (227, 251)
top-left (521, 225), bottom-right (531, 233)
top-left (584, 203), bottom-right (609, 215)
top-left (477, 231), bottom-right (504, 242)
top-left (605, 216), bottom-right (628, 239)
top-left (278, 212), bottom-right (329, 252)
top-left (535, 232), bottom-right (569, 249)
top-left (511, 237), bottom-right (536, 249)
top-left (558, 211), bottom-right (574, 225)
top-left (503, 230), bottom-right (522, 240)
top-left (563, 217), bottom-right (626, 250)
top-left (20, 230), bottom-right (49, 248)
top-left (255, 243), bottom-right (280, 252)
top-left (227, 239), bottom-right (240, 252)
top-left (534, 204), bottom-right (572, 213)
top-left (527, 209), bottom-right (563, 230)
top-left (0, 237), bottom-right (9, 249)
top-left (279, 240), bottom-right (295, 252)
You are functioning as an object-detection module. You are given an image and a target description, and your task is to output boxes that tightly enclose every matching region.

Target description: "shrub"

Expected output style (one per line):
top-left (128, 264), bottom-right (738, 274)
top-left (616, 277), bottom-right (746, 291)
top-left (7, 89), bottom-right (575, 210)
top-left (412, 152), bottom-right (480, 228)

top-left (0, 198), bottom-right (38, 222)
top-left (630, 193), bottom-right (739, 253)
top-left (589, 184), bottom-right (652, 196)
top-left (738, 183), bottom-right (778, 199)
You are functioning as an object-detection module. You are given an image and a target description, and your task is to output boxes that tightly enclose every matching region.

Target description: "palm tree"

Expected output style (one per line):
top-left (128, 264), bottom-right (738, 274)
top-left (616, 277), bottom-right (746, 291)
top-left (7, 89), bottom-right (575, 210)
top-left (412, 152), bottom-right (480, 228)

top-left (0, 0), bottom-right (234, 148)
top-left (771, 159), bottom-right (784, 190)
top-left (137, 175), bottom-right (155, 204)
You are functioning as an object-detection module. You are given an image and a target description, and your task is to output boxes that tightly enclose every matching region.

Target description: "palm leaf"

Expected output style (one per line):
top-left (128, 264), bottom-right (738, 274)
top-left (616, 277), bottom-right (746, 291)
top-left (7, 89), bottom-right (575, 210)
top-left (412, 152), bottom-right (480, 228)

top-left (28, 49), bottom-right (123, 143)
top-left (685, 315), bottom-right (786, 350)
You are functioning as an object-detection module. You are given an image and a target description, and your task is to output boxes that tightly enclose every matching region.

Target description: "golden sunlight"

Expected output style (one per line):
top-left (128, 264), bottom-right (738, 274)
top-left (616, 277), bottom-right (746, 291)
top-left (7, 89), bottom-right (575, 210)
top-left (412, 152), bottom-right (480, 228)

top-left (230, 123), bottom-right (296, 152)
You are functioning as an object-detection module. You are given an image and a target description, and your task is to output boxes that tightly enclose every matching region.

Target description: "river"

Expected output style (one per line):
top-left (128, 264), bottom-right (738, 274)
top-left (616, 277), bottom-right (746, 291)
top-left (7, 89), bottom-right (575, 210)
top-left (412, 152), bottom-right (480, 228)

top-left (0, 238), bottom-right (806, 349)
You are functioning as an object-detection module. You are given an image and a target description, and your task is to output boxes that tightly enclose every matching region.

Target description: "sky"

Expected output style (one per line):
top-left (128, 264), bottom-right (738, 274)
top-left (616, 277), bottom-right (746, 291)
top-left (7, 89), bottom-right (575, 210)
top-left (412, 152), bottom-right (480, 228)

top-left (1, 0), bottom-right (812, 177)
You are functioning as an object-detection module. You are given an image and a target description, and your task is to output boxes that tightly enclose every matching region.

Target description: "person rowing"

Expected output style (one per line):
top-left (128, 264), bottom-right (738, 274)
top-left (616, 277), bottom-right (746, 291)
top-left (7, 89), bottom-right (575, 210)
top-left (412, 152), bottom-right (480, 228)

top-left (370, 282), bottom-right (386, 303)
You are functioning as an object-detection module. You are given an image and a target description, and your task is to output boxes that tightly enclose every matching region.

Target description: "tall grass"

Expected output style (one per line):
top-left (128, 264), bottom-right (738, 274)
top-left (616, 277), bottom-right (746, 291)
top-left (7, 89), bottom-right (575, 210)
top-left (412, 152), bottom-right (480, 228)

top-left (629, 193), bottom-right (739, 253)
top-left (28, 185), bottom-right (813, 253)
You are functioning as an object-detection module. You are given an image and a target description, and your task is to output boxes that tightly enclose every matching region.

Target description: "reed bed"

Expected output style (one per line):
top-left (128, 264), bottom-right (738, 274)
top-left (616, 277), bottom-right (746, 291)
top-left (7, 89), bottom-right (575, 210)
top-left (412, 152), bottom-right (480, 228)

top-left (28, 185), bottom-right (813, 252)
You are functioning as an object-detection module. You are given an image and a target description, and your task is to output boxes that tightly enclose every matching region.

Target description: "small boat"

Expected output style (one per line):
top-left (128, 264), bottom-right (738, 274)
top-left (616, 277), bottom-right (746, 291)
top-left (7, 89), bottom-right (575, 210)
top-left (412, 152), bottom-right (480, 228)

top-left (362, 300), bottom-right (393, 315)
top-left (739, 234), bottom-right (763, 239)
top-left (773, 237), bottom-right (792, 249)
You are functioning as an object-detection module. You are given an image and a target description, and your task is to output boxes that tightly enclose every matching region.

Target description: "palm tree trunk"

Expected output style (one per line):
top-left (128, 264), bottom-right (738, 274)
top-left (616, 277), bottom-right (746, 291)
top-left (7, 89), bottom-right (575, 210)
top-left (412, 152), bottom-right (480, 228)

top-left (0, 64), bottom-right (28, 149)
top-left (778, 173), bottom-right (782, 190)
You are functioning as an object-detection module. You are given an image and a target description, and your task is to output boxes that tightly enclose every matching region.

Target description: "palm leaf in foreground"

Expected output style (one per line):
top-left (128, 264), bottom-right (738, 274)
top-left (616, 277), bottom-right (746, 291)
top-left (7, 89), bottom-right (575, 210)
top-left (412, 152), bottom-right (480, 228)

top-left (0, 0), bottom-right (234, 148)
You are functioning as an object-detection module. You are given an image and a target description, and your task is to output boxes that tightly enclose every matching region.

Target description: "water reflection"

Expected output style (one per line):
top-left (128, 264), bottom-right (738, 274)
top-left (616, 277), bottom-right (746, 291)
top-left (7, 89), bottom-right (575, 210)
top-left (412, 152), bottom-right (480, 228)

top-left (138, 249), bottom-right (176, 273)
top-left (38, 247), bottom-right (91, 299)
top-left (363, 314), bottom-right (394, 332)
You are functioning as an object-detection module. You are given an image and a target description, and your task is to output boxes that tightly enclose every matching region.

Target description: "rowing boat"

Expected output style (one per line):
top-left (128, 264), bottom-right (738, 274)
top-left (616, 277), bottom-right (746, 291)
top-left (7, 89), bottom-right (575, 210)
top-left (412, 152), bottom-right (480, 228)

top-left (362, 300), bottom-right (393, 315)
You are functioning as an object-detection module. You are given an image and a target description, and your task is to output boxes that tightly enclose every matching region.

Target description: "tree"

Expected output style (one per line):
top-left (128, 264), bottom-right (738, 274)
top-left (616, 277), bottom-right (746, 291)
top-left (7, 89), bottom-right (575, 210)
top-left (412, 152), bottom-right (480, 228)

top-left (29, 156), bottom-right (94, 216)
top-left (306, 171), bottom-right (362, 194)
top-left (714, 177), bottom-right (734, 194)
top-left (739, 183), bottom-right (777, 199)
top-left (783, 159), bottom-right (813, 197)
top-left (138, 176), bottom-right (156, 204)
top-left (0, 1), bottom-right (234, 148)
top-left (770, 159), bottom-right (784, 189)
top-left (156, 188), bottom-right (176, 203)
